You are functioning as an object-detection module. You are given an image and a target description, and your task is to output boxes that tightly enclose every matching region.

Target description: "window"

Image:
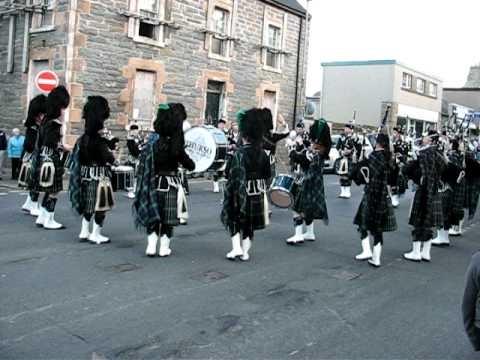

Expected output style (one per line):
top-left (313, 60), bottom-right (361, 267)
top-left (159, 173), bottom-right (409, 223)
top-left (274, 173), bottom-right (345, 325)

top-left (416, 78), bottom-right (426, 94)
top-left (132, 70), bottom-right (156, 128)
top-left (205, 80), bottom-right (225, 125)
top-left (210, 7), bottom-right (230, 57)
top-left (429, 83), bottom-right (438, 97)
top-left (125, 0), bottom-right (173, 46)
top-left (265, 25), bottom-right (281, 69)
top-left (31, 0), bottom-right (55, 31)
top-left (402, 72), bottom-right (412, 89)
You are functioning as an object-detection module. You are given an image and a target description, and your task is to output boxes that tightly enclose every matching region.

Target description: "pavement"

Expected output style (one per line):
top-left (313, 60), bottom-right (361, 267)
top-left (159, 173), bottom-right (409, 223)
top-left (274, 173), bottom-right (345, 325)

top-left (0, 176), bottom-right (479, 359)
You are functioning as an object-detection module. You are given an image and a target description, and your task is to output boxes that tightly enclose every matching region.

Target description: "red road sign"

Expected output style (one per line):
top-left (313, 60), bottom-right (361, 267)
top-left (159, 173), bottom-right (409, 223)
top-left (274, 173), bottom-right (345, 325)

top-left (35, 70), bottom-right (59, 93)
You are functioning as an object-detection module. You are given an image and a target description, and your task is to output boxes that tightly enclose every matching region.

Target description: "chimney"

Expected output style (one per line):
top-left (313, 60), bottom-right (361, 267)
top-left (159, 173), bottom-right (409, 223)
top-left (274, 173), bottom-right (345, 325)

top-left (465, 63), bottom-right (480, 88)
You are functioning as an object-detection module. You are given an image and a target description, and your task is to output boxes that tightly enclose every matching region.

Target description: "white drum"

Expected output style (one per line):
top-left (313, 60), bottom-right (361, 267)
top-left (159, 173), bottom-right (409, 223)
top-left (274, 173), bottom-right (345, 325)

top-left (184, 126), bottom-right (228, 173)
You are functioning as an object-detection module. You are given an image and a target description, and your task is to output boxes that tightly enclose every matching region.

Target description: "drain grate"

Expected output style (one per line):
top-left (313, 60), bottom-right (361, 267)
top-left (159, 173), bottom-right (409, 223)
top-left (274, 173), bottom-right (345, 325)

top-left (104, 263), bottom-right (142, 273)
top-left (191, 270), bottom-right (228, 283)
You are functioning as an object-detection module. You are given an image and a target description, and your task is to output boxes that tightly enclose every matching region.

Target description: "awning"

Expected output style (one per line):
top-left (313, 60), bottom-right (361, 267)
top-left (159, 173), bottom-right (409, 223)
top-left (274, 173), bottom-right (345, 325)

top-left (397, 104), bottom-right (439, 123)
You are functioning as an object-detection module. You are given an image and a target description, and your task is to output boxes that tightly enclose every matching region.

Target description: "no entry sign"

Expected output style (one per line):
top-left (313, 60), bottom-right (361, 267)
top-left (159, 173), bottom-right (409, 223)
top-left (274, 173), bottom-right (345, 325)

top-left (35, 70), bottom-right (59, 93)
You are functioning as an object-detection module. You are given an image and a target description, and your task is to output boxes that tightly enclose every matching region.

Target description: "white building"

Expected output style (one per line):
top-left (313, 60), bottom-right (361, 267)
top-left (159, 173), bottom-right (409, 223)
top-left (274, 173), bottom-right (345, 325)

top-left (321, 60), bottom-right (442, 135)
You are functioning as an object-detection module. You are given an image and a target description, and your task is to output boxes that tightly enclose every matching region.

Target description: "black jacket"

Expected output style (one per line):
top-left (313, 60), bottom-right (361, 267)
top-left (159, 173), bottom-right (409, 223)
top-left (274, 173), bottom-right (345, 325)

top-left (463, 251), bottom-right (480, 351)
top-left (79, 134), bottom-right (115, 167)
top-left (0, 131), bottom-right (7, 151)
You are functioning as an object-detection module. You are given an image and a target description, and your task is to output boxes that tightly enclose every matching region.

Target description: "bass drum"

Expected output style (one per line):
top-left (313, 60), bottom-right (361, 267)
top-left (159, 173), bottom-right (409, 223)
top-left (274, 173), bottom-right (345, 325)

top-left (184, 126), bottom-right (228, 173)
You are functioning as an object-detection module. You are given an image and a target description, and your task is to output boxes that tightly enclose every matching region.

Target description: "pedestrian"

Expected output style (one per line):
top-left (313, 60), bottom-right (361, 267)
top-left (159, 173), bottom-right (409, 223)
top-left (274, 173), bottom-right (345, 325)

top-left (133, 103), bottom-right (195, 257)
top-left (33, 85), bottom-right (71, 230)
top-left (69, 96), bottom-right (116, 244)
top-left (286, 118), bottom-right (330, 245)
top-left (352, 132), bottom-right (397, 267)
top-left (7, 128), bottom-right (25, 180)
top-left (212, 119), bottom-right (228, 193)
top-left (462, 251), bottom-right (480, 351)
top-left (20, 94), bottom-right (47, 216)
top-left (0, 129), bottom-right (7, 180)
top-left (336, 123), bottom-right (362, 199)
top-left (402, 130), bottom-right (446, 262)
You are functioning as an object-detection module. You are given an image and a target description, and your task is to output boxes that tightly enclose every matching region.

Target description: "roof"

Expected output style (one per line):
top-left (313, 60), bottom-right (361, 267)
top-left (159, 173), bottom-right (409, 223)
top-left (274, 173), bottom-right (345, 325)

top-left (322, 59), bottom-right (442, 82)
top-left (444, 87), bottom-right (480, 92)
top-left (263, 0), bottom-right (307, 17)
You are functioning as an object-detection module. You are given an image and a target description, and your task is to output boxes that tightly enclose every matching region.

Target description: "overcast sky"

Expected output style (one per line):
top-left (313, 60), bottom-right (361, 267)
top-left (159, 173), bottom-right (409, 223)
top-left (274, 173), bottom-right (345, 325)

top-left (300, 0), bottom-right (480, 96)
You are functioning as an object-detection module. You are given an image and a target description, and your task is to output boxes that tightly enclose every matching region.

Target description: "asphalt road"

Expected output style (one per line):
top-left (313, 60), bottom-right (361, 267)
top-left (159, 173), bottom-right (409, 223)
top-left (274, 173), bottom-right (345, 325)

top-left (0, 176), bottom-right (479, 359)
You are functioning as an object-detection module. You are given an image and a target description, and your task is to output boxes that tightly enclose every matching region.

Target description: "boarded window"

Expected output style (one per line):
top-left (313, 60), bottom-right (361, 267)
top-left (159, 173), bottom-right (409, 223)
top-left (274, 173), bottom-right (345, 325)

top-left (28, 60), bottom-right (49, 100)
top-left (263, 90), bottom-right (277, 115)
top-left (132, 70), bottom-right (156, 128)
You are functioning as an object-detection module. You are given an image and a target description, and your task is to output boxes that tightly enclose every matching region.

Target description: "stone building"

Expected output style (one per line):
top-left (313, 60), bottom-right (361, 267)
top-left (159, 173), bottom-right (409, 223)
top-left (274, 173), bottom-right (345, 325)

top-left (0, 0), bottom-right (308, 144)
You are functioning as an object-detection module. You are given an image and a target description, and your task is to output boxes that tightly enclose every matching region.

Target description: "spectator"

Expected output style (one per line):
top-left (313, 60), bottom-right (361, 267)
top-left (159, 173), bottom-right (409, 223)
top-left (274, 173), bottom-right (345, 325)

top-left (462, 251), bottom-right (480, 351)
top-left (0, 129), bottom-right (7, 180)
top-left (7, 128), bottom-right (25, 180)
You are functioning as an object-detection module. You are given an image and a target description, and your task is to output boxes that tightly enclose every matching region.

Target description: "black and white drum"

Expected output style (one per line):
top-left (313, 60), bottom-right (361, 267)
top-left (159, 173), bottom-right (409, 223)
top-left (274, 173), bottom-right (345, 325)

top-left (184, 126), bottom-right (228, 173)
top-left (269, 174), bottom-right (296, 208)
top-left (111, 165), bottom-right (135, 192)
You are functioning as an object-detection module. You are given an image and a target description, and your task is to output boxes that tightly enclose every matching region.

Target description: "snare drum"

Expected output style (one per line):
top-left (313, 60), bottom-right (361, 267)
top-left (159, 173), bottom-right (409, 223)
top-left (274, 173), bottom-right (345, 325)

top-left (111, 165), bottom-right (135, 192)
top-left (184, 126), bottom-right (228, 173)
top-left (269, 174), bottom-right (296, 208)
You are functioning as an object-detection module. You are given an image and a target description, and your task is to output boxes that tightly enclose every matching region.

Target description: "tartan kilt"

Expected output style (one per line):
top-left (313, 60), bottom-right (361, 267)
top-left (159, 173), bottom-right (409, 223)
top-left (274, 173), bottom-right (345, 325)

top-left (293, 172), bottom-right (328, 224)
top-left (464, 180), bottom-right (480, 220)
top-left (409, 189), bottom-right (443, 229)
top-left (354, 196), bottom-right (397, 233)
top-left (79, 178), bottom-right (114, 215)
top-left (155, 180), bottom-right (180, 226)
top-left (245, 193), bottom-right (267, 231)
top-left (439, 190), bottom-right (453, 229)
top-left (396, 172), bottom-right (408, 195)
top-left (33, 152), bottom-right (64, 193)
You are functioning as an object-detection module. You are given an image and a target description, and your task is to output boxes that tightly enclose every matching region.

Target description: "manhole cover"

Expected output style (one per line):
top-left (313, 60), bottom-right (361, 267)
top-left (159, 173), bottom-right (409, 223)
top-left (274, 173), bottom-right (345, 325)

top-left (104, 263), bottom-right (142, 273)
top-left (191, 270), bottom-right (228, 283)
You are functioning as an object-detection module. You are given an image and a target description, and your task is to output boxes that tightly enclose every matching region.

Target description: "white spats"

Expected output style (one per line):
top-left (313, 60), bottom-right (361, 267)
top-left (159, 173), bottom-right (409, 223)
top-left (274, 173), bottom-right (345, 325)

top-left (286, 225), bottom-right (304, 245)
top-left (88, 223), bottom-right (109, 244)
top-left (79, 218), bottom-right (90, 241)
top-left (159, 235), bottom-right (172, 257)
top-left (35, 207), bottom-right (47, 227)
top-left (432, 229), bottom-right (450, 247)
top-left (404, 242), bottom-right (422, 262)
top-left (43, 212), bottom-right (64, 230)
top-left (339, 187), bottom-right (351, 199)
top-left (303, 223), bottom-right (315, 241)
top-left (213, 181), bottom-right (220, 193)
top-left (30, 202), bottom-right (40, 216)
top-left (241, 237), bottom-right (252, 261)
top-left (368, 244), bottom-right (382, 267)
top-left (22, 196), bottom-right (33, 212)
top-left (226, 233), bottom-right (243, 259)
top-left (355, 237), bottom-right (372, 260)
top-left (449, 221), bottom-right (464, 236)
top-left (421, 240), bottom-right (432, 262)
top-left (391, 195), bottom-right (399, 208)
top-left (146, 233), bottom-right (159, 257)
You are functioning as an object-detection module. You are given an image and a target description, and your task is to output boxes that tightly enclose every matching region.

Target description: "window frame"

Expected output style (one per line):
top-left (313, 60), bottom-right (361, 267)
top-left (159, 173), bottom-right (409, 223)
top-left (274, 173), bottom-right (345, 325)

top-left (207, 4), bottom-right (234, 62)
top-left (261, 12), bottom-right (287, 74)
top-left (127, 0), bottom-right (172, 47)
top-left (30, 0), bottom-right (56, 33)
top-left (402, 72), bottom-right (412, 90)
top-left (429, 82), bottom-right (438, 98)
top-left (416, 78), bottom-right (426, 94)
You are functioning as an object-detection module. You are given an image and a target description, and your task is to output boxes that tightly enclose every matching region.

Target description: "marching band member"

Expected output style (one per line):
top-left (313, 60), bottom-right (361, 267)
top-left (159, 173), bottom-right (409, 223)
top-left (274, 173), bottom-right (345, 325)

top-left (212, 119), bottom-right (228, 193)
top-left (69, 96), bottom-right (116, 244)
top-left (390, 127), bottom-right (409, 208)
top-left (352, 133), bottom-right (397, 267)
top-left (462, 144), bottom-right (480, 232)
top-left (32, 85), bottom-right (71, 230)
top-left (432, 137), bottom-right (465, 245)
top-left (336, 124), bottom-right (361, 199)
top-left (221, 109), bottom-right (271, 261)
top-left (262, 110), bottom-right (289, 186)
top-left (403, 130), bottom-right (446, 262)
top-left (290, 122), bottom-right (310, 175)
top-left (133, 104), bottom-right (195, 257)
top-left (286, 118), bottom-right (331, 245)
top-left (19, 95), bottom-right (46, 216)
